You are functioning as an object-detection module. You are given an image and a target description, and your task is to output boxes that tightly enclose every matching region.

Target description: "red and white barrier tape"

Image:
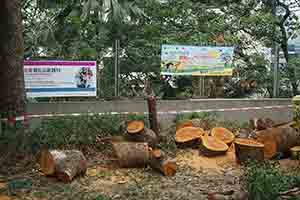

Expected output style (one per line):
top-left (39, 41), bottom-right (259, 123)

top-left (1, 105), bottom-right (293, 122)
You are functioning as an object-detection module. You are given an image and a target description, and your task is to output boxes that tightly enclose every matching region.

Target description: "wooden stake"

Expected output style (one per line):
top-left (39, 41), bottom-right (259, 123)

top-left (147, 96), bottom-right (159, 138)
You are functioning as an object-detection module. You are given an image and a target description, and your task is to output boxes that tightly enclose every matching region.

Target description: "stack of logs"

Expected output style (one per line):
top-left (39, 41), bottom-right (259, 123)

top-left (175, 118), bottom-right (300, 164)
top-left (112, 120), bottom-right (177, 176)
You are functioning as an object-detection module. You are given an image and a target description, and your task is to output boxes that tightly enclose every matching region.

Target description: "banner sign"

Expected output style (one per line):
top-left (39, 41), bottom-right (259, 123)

top-left (161, 45), bottom-right (234, 76)
top-left (24, 61), bottom-right (97, 97)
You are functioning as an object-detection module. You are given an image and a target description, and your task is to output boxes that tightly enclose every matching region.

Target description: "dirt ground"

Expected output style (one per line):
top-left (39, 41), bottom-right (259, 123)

top-left (1, 146), bottom-right (299, 200)
top-left (0, 146), bottom-right (247, 200)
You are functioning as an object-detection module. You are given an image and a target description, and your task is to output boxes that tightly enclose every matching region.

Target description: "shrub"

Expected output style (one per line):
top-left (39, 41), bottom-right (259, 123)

top-left (242, 161), bottom-right (300, 200)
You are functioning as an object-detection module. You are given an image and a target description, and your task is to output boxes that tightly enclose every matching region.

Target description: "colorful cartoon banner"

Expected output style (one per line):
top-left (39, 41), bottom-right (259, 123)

top-left (161, 45), bottom-right (235, 76)
top-left (24, 61), bottom-right (97, 97)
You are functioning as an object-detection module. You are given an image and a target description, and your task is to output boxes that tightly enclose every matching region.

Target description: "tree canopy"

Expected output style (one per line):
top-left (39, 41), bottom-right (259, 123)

top-left (22, 0), bottom-right (300, 99)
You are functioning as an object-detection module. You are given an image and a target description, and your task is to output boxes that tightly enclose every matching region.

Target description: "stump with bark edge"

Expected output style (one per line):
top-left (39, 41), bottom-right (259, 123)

top-left (39, 149), bottom-right (87, 183)
top-left (149, 148), bottom-right (177, 176)
top-left (234, 138), bottom-right (264, 164)
top-left (199, 134), bottom-right (229, 157)
top-left (112, 142), bottom-right (149, 168)
top-left (211, 127), bottom-right (235, 145)
top-left (175, 127), bottom-right (205, 148)
top-left (255, 125), bottom-right (300, 159)
top-left (125, 120), bottom-right (158, 147)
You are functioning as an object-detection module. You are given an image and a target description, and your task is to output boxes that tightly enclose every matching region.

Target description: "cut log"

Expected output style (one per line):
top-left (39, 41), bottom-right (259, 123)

top-left (127, 120), bottom-right (145, 134)
top-left (234, 138), bottom-right (264, 164)
top-left (175, 127), bottom-right (205, 148)
top-left (39, 149), bottom-right (87, 182)
top-left (112, 142), bottom-right (149, 168)
top-left (149, 149), bottom-right (176, 176)
top-left (125, 121), bottom-right (158, 147)
top-left (290, 146), bottom-right (300, 160)
top-left (176, 120), bottom-right (193, 131)
top-left (255, 126), bottom-right (300, 159)
top-left (211, 127), bottom-right (235, 145)
top-left (199, 134), bottom-right (229, 157)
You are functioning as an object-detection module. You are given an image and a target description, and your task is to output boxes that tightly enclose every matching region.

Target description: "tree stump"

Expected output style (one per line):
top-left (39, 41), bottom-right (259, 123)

top-left (175, 127), bottom-right (205, 148)
top-left (39, 149), bottom-right (87, 183)
top-left (211, 127), bottom-right (235, 146)
top-left (199, 134), bottom-right (229, 157)
top-left (234, 138), bottom-right (264, 164)
top-left (255, 126), bottom-right (300, 159)
top-left (149, 149), bottom-right (177, 176)
top-left (112, 142), bottom-right (149, 168)
top-left (125, 120), bottom-right (158, 147)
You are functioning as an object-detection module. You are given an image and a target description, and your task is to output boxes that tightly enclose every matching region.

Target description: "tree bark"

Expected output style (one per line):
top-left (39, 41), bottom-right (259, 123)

top-left (112, 142), bottom-right (149, 168)
top-left (0, 0), bottom-right (25, 118)
top-left (147, 96), bottom-right (160, 137)
top-left (234, 138), bottom-right (264, 164)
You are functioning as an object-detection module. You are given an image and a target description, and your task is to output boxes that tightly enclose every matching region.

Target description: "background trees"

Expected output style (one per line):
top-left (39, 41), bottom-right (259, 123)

top-left (21, 0), bottom-right (300, 99)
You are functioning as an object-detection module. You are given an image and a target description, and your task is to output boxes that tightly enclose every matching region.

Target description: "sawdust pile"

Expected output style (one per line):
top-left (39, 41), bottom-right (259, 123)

top-left (176, 144), bottom-right (239, 174)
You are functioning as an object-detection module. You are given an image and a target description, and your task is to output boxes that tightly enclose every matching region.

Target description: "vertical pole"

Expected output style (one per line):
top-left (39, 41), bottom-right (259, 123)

top-left (114, 39), bottom-right (120, 97)
top-left (272, 0), bottom-right (279, 97)
top-left (147, 96), bottom-right (159, 138)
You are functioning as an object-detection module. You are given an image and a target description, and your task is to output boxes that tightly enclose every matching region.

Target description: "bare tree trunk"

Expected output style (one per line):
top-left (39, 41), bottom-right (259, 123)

top-left (0, 0), bottom-right (25, 118)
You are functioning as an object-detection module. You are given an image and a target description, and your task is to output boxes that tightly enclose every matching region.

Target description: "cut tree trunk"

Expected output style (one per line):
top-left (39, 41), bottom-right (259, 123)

top-left (211, 127), bottom-right (235, 145)
top-left (176, 120), bottom-right (193, 131)
top-left (39, 149), bottom-right (87, 183)
top-left (147, 96), bottom-right (160, 137)
top-left (199, 134), bottom-right (229, 157)
top-left (125, 121), bottom-right (158, 147)
top-left (0, 0), bottom-right (25, 117)
top-left (149, 149), bottom-right (176, 176)
top-left (234, 138), bottom-right (264, 164)
top-left (175, 127), bottom-right (205, 148)
top-left (112, 142), bottom-right (149, 168)
top-left (255, 126), bottom-right (300, 159)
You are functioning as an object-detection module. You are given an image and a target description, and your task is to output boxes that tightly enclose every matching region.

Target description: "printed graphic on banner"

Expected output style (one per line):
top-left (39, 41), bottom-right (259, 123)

top-left (24, 61), bottom-right (97, 97)
top-left (161, 45), bottom-right (234, 76)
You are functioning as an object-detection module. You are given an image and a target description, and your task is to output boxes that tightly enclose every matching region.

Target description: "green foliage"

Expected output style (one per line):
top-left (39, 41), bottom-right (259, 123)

top-left (22, 0), bottom-right (300, 98)
top-left (0, 113), bottom-right (152, 153)
top-left (31, 114), bottom-right (122, 149)
top-left (242, 161), bottom-right (300, 200)
top-left (0, 114), bottom-right (123, 153)
top-left (125, 113), bottom-right (149, 126)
